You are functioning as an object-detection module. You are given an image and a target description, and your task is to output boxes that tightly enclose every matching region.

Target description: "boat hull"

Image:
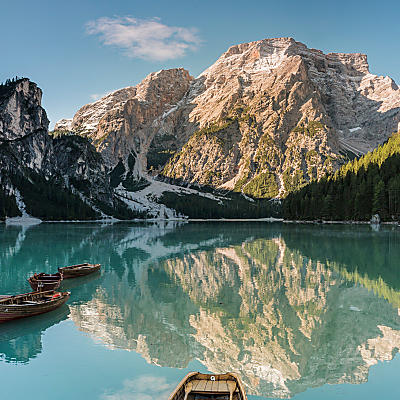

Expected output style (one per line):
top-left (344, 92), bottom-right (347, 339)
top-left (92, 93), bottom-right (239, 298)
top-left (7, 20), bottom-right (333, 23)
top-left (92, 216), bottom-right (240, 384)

top-left (28, 273), bottom-right (62, 291)
top-left (58, 263), bottom-right (101, 279)
top-left (0, 291), bottom-right (70, 323)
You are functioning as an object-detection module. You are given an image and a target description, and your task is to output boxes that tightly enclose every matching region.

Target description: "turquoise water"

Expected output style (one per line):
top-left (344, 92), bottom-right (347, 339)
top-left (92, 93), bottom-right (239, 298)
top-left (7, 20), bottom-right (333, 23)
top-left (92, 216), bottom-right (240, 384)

top-left (0, 221), bottom-right (399, 400)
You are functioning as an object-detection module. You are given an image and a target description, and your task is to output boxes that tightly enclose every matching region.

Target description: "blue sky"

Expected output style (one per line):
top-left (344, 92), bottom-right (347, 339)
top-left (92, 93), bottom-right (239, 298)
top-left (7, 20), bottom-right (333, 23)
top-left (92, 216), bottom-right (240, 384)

top-left (1, 0), bottom-right (399, 128)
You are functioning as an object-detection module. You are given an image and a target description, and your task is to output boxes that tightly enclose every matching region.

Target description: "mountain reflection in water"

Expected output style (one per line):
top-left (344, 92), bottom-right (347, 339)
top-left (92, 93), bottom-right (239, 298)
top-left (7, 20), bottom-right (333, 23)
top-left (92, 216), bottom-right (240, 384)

top-left (0, 222), bottom-right (399, 398)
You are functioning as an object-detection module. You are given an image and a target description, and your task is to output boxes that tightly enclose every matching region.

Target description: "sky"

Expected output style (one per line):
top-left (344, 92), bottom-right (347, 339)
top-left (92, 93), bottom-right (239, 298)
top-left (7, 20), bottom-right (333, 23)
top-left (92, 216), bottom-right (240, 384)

top-left (1, 0), bottom-right (399, 128)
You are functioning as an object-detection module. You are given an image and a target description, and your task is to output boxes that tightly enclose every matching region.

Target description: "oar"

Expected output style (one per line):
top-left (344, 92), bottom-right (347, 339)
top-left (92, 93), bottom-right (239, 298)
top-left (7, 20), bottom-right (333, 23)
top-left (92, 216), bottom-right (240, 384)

top-left (183, 382), bottom-right (192, 400)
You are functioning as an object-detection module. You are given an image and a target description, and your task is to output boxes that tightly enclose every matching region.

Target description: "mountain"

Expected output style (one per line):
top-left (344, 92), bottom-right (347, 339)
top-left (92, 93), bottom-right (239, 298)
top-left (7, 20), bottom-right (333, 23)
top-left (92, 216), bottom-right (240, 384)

top-left (58, 37), bottom-right (400, 201)
top-left (55, 68), bottom-right (193, 170)
top-left (0, 78), bottom-right (139, 220)
top-left (3, 37), bottom-right (400, 220)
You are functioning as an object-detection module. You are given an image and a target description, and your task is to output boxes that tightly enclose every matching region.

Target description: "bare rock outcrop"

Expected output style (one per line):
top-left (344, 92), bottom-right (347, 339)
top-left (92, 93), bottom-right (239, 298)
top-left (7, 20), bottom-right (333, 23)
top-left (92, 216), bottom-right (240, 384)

top-left (0, 78), bottom-right (50, 173)
top-left (61, 68), bottom-right (193, 172)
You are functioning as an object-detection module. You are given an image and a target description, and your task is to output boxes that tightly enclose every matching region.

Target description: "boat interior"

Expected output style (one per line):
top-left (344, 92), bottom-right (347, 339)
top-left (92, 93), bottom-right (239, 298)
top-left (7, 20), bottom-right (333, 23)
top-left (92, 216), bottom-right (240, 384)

top-left (63, 263), bottom-right (92, 269)
top-left (0, 292), bottom-right (56, 305)
top-left (186, 394), bottom-right (240, 399)
top-left (33, 275), bottom-right (61, 281)
top-left (179, 375), bottom-right (244, 400)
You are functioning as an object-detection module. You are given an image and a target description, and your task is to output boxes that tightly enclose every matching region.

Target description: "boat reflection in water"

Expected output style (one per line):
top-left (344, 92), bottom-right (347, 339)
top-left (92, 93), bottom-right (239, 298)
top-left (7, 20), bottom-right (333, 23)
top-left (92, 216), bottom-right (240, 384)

top-left (0, 305), bottom-right (69, 364)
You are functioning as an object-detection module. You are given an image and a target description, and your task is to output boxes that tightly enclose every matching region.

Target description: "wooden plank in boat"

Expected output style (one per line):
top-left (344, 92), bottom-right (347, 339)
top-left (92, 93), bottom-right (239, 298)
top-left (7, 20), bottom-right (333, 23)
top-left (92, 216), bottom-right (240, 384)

top-left (189, 379), bottom-right (232, 393)
top-left (219, 380), bottom-right (229, 393)
top-left (193, 380), bottom-right (207, 392)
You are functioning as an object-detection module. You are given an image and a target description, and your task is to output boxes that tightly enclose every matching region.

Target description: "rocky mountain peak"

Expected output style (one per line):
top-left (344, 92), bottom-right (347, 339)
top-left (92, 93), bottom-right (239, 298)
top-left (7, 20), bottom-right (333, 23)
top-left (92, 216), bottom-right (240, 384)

top-left (61, 68), bottom-right (193, 141)
top-left (134, 68), bottom-right (192, 103)
top-left (71, 86), bottom-right (137, 135)
top-left (202, 37), bottom-right (370, 79)
top-left (0, 78), bottom-right (48, 142)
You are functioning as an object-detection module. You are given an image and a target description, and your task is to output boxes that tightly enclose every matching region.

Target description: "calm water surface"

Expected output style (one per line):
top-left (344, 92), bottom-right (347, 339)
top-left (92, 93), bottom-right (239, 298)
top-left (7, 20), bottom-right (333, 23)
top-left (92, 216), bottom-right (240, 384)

top-left (0, 222), bottom-right (399, 400)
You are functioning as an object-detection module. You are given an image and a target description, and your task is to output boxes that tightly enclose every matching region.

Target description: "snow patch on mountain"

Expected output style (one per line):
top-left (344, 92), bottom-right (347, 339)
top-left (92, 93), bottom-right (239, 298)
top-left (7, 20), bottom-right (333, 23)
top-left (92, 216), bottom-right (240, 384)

top-left (115, 176), bottom-right (226, 219)
top-left (6, 188), bottom-right (42, 225)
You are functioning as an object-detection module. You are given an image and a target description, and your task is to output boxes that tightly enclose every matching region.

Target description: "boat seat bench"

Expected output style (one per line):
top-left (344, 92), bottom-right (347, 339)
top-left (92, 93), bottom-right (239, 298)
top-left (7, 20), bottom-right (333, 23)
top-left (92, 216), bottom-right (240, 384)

top-left (185, 380), bottom-right (237, 400)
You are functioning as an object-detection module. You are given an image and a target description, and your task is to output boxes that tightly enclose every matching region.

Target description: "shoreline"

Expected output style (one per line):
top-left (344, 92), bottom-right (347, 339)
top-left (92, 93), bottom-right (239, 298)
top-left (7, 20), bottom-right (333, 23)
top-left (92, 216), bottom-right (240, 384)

top-left (1, 216), bottom-right (399, 226)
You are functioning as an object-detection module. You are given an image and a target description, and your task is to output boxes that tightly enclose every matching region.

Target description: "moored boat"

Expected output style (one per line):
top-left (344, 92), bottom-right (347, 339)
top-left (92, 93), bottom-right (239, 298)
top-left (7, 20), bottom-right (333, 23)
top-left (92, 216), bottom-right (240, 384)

top-left (0, 290), bottom-right (70, 323)
top-left (168, 372), bottom-right (247, 400)
top-left (58, 263), bottom-right (101, 279)
top-left (28, 272), bottom-right (63, 291)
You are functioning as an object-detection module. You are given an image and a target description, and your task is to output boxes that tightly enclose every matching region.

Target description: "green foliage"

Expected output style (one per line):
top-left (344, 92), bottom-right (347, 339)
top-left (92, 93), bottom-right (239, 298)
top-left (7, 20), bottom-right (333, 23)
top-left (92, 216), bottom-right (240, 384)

top-left (233, 159), bottom-right (251, 193)
top-left (282, 225), bottom-right (400, 307)
top-left (0, 76), bottom-right (26, 100)
top-left (283, 169), bottom-right (306, 194)
top-left (49, 129), bottom-right (71, 138)
top-left (283, 132), bottom-right (400, 221)
top-left (0, 187), bottom-right (20, 219)
top-left (9, 172), bottom-right (99, 221)
top-left (158, 191), bottom-right (281, 219)
top-left (242, 172), bottom-right (279, 198)
top-left (147, 149), bottom-right (176, 170)
top-left (306, 150), bottom-right (318, 161)
top-left (193, 120), bottom-right (235, 138)
top-left (292, 121), bottom-right (324, 137)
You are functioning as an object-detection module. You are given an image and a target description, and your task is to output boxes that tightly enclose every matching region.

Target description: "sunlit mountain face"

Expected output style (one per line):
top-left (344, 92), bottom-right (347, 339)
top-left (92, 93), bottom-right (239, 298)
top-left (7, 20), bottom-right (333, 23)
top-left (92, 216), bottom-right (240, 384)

top-left (7, 222), bottom-right (391, 399)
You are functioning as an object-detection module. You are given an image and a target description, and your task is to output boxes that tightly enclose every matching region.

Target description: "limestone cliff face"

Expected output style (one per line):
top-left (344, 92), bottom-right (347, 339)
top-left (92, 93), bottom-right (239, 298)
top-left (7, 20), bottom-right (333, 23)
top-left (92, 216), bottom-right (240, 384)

top-left (59, 38), bottom-right (400, 198)
top-left (62, 68), bottom-right (193, 172)
top-left (47, 134), bottom-right (113, 206)
top-left (0, 79), bottom-right (50, 174)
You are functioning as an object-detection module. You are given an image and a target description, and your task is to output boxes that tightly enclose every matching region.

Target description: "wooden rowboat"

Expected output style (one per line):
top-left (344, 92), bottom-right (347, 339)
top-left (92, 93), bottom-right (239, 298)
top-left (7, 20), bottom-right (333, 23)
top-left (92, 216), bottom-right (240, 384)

top-left (28, 272), bottom-right (63, 291)
top-left (168, 372), bottom-right (247, 400)
top-left (58, 263), bottom-right (101, 279)
top-left (0, 290), bottom-right (70, 323)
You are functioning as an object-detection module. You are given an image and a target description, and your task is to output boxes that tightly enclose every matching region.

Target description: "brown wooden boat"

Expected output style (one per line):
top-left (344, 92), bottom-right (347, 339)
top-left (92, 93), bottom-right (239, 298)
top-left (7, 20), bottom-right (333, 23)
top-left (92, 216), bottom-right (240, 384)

top-left (168, 372), bottom-right (247, 400)
top-left (28, 272), bottom-right (63, 291)
top-left (58, 263), bottom-right (101, 279)
top-left (0, 290), bottom-right (70, 323)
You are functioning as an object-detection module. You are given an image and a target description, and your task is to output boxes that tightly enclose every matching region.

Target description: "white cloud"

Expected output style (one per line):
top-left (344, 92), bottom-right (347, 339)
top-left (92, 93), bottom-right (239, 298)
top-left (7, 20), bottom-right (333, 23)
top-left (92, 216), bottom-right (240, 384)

top-left (86, 16), bottom-right (201, 61)
top-left (89, 91), bottom-right (112, 101)
top-left (101, 375), bottom-right (176, 400)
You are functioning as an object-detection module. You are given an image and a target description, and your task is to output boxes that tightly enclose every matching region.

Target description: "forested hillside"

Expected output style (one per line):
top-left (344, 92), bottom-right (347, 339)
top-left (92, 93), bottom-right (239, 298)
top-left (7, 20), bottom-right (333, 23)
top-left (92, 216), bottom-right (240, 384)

top-left (283, 132), bottom-right (400, 221)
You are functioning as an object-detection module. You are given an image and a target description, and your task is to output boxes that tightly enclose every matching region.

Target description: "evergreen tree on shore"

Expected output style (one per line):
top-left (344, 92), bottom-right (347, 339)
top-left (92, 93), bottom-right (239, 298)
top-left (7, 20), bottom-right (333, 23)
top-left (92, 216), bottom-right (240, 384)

top-left (283, 132), bottom-right (400, 221)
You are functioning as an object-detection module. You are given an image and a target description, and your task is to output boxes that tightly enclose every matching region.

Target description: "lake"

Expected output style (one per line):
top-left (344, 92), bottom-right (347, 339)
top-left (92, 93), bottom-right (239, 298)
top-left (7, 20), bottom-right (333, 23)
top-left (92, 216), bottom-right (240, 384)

top-left (0, 221), bottom-right (399, 400)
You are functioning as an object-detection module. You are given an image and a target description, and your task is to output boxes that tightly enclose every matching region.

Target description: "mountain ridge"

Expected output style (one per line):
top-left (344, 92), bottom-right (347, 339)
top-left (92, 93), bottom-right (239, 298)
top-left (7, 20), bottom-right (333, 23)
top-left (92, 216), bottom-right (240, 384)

top-left (2, 37), bottom-right (400, 220)
top-left (55, 37), bottom-right (400, 203)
